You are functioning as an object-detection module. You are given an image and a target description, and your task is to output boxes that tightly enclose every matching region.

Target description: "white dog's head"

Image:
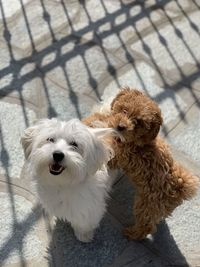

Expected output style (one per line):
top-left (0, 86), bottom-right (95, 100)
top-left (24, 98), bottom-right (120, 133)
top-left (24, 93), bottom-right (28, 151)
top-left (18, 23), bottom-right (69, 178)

top-left (21, 118), bottom-right (114, 185)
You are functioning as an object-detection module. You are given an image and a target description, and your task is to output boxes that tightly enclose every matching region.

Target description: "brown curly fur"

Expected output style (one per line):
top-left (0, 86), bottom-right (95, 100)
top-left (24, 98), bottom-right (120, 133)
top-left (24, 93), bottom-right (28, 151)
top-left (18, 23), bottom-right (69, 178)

top-left (83, 88), bottom-right (199, 240)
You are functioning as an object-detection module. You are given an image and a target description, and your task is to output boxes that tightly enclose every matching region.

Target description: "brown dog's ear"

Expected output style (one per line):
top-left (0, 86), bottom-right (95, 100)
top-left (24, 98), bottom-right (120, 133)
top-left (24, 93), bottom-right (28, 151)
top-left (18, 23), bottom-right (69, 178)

top-left (111, 88), bottom-right (144, 111)
top-left (135, 112), bottom-right (163, 144)
top-left (111, 88), bottom-right (131, 110)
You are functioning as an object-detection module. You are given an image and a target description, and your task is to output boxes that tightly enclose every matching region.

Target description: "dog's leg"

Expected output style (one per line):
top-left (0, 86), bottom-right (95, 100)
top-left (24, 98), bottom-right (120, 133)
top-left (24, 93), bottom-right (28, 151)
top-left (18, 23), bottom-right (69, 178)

top-left (123, 223), bottom-right (156, 240)
top-left (123, 195), bottom-right (159, 240)
top-left (73, 225), bottom-right (95, 243)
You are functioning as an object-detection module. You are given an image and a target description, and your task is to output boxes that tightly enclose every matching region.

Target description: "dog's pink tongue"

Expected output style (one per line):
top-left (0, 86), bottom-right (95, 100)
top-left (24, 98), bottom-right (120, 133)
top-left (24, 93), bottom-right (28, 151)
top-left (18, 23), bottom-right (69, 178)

top-left (49, 163), bottom-right (65, 175)
top-left (52, 163), bottom-right (61, 171)
top-left (50, 163), bottom-right (63, 172)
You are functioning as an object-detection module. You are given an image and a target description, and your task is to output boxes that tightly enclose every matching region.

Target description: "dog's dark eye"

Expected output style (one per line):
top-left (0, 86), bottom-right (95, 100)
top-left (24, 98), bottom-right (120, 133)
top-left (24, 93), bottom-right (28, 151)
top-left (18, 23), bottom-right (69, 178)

top-left (47, 137), bottom-right (55, 143)
top-left (123, 109), bottom-right (128, 114)
top-left (70, 141), bottom-right (78, 148)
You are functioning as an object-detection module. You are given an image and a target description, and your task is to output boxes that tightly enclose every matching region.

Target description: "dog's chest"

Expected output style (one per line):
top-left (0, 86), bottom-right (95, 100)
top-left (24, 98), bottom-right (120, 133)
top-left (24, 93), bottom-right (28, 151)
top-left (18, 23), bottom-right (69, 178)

top-left (38, 184), bottom-right (67, 215)
top-left (37, 181), bottom-right (107, 225)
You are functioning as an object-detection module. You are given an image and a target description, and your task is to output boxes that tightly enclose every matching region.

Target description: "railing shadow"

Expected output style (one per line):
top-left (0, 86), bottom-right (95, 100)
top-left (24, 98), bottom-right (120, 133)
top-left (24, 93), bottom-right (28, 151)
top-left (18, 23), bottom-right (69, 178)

top-left (0, 0), bottom-right (200, 266)
top-left (0, 122), bottom-right (43, 267)
top-left (108, 176), bottom-right (190, 267)
top-left (46, 178), bottom-right (190, 267)
top-left (144, 220), bottom-right (190, 266)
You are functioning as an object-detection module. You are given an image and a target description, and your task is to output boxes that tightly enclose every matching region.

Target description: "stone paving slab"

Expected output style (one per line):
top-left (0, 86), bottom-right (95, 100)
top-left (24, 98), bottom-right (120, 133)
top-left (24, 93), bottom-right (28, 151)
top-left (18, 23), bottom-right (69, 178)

top-left (0, 176), bottom-right (49, 267)
top-left (130, 9), bottom-right (200, 74)
top-left (98, 61), bottom-right (200, 144)
top-left (0, 102), bottom-right (36, 178)
top-left (48, 214), bottom-right (129, 267)
top-left (109, 242), bottom-right (169, 267)
top-left (166, 101), bottom-right (200, 164)
top-left (0, 0), bottom-right (200, 266)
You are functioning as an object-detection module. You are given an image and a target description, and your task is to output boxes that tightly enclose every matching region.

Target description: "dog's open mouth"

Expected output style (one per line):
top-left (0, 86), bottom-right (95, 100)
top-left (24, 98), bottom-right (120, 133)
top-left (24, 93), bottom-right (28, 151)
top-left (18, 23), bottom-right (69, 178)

top-left (49, 163), bottom-right (65, 175)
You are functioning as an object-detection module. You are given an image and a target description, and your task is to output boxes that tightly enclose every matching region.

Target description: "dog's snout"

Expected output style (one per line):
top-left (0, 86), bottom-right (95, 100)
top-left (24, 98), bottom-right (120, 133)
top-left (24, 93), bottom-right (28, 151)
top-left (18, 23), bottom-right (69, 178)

top-left (117, 124), bottom-right (126, 131)
top-left (53, 151), bottom-right (64, 162)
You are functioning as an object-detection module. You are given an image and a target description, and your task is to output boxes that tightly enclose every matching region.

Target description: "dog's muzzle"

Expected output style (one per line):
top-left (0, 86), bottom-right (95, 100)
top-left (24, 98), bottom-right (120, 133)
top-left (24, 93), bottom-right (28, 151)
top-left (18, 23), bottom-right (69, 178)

top-left (49, 163), bottom-right (65, 175)
top-left (49, 151), bottom-right (65, 175)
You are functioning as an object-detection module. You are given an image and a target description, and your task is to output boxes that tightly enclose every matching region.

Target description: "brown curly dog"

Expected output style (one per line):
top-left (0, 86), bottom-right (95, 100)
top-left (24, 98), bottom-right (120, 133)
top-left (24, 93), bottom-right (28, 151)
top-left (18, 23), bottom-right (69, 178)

top-left (83, 88), bottom-right (199, 240)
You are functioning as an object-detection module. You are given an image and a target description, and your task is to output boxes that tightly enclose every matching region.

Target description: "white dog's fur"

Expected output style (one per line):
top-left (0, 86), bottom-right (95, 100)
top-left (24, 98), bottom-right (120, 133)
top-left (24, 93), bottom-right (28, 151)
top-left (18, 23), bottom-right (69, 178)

top-left (21, 118), bottom-right (114, 242)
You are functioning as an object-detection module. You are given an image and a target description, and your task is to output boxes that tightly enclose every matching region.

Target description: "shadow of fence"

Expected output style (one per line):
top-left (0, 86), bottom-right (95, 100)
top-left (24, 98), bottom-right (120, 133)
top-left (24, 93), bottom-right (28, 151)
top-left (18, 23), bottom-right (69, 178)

top-left (0, 0), bottom-right (200, 266)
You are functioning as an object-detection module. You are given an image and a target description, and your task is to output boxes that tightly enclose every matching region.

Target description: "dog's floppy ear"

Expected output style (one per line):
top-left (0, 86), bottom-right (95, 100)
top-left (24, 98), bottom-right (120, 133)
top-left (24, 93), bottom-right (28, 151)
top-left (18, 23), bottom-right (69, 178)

top-left (111, 88), bottom-right (130, 110)
top-left (86, 127), bottom-right (115, 174)
top-left (111, 88), bottom-right (143, 113)
top-left (135, 111), bottom-right (163, 144)
top-left (21, 125), bottom-right (39, 159)
top-left (21, 118), bottom-right (57, 159)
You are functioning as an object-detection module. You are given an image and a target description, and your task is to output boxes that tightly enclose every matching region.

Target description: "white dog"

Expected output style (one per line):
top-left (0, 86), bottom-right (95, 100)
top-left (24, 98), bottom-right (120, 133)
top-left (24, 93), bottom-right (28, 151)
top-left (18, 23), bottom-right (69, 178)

top-left (21, 118), bottom-right (115, 242)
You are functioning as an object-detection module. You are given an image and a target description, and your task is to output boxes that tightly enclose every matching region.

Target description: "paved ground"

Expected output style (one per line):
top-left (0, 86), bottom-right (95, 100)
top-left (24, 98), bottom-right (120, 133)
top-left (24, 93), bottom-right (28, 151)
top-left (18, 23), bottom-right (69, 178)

top-left (0, 0), bottom-right (200, 266)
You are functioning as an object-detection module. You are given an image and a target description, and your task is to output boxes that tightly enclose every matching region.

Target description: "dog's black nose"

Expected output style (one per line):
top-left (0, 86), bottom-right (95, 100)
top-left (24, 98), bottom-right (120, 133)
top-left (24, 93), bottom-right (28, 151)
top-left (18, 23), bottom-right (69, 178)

top-left (53, 151), bottom-right (64, 162)
top-left (117, 124), bottom-right (126, 131)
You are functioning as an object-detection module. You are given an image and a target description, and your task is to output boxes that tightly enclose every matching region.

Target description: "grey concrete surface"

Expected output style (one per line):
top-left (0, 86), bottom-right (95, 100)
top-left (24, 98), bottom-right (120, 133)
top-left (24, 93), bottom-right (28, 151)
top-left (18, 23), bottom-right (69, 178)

top-left (0, 0), bottom-right (200, 266)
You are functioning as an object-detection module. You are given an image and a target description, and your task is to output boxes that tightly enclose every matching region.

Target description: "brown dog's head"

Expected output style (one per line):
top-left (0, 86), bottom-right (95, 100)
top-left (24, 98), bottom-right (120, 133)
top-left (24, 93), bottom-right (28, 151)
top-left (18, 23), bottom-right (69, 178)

top-left (110, 88), bottom-right (163, 145)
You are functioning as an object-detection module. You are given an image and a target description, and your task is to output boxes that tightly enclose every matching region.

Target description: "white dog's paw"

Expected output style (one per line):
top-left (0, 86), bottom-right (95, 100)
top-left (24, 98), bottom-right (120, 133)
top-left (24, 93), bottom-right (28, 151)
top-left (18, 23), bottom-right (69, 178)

top-left (74, 229), bottom-right (94, 243)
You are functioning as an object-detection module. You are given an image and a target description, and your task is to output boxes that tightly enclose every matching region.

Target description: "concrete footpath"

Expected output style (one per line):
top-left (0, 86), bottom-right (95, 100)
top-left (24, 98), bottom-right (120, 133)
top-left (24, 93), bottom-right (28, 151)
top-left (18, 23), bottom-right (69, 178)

top-left (0, 0), bottom-right (200, 266)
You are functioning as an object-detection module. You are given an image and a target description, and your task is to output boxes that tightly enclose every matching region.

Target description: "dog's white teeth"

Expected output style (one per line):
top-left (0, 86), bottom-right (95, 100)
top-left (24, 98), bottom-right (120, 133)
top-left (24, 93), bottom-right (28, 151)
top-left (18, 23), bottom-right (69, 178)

top-left (52, 165), bottom-right (61, 172)
top-left (49, 164), bottom-right (64, 175)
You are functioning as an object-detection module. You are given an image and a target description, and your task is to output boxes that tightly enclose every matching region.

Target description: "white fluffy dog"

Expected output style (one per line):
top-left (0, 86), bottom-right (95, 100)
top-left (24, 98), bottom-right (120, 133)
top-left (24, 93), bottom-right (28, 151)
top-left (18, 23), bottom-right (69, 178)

top-left (21, 118), bottom-right (114, 242)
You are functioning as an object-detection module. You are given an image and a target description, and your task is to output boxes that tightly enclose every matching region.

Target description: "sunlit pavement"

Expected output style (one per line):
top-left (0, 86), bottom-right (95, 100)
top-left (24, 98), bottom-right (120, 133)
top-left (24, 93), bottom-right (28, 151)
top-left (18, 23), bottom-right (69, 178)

top-left (0, 1), bottom-right (200, 266)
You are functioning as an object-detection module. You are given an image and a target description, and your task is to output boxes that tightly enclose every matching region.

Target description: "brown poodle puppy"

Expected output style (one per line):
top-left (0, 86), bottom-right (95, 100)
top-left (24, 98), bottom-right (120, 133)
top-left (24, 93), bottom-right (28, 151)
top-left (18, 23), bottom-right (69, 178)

top-left (83, 88), bottom-right (199, 240)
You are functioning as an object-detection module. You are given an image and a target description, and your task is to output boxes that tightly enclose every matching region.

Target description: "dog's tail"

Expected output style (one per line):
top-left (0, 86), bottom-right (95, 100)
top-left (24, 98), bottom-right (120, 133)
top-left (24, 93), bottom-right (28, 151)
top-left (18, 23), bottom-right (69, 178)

top-left (174, 162), bottom-right (199, 200)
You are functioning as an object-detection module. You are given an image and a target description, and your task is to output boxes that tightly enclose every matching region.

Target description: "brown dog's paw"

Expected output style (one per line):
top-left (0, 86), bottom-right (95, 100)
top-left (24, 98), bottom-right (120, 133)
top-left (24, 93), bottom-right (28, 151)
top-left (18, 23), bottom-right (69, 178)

top-left (123, 226), bottom-right (147, 240)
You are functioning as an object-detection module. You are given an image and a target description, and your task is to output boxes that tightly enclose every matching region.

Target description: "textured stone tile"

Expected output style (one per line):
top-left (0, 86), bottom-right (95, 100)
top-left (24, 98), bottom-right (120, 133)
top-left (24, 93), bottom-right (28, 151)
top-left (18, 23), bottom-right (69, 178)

top-left (163, 0), bottom-right (196, 17)
top-left (0, 76), bottom-right (42, 111)
top-left (79, 0), bottom-right (107, 23)
top-left (0, 0), bottom-right (30, 19)
top-left (56, 0), bottom-right (164, 53)
top-left (108, 176), bottom-right (134, 227)
top-left (96, 2), bottom-right (164, 51)
top-left (99, 62), bottom-right (197, 131)
top-left (48, 214), bottom-right (128, 267)
top-left (68, 0), bottom-right (108, 32)
top-left (130, 10), bottom-right (200, 86)
top-left (110, 243), bottom-right (168, 267)
top-left (172, 147), bottom-right (200, 177)
top-left (0, 178), bottom-right (49, 267)
top-left (0, 48), bottom-right (39, 104)
top-left (0, 193), bottom-right (41, 265)
top-left (189, 70), bottom-right (200, 92)
top-left (146, 188), bottom-right (200, 266)
top-left (40, 77), bottom-right (98, 120)
top-left (166, 101), bottom-right (200, 164)
top-left (0, 102), bottom-right (36, 178)
top-left (101, 0), bottom-right (122, 14)
top-left (0, 0), bottom-right (79, 58)
top-left (0, 45), bottom-right (11, 71)
top-left (0, 0), bottom-right (200, 266)
top-left (166, 190), bottom-right (200, 266)
top-left (0, 72), bottom-right (13, 90)
top-left (43, 45), bottom-right (123, 100)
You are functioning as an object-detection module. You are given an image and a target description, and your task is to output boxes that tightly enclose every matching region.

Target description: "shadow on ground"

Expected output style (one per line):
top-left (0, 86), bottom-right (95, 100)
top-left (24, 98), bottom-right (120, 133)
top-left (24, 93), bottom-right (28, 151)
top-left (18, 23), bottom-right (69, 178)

top-left (0, 0), bottom-right (200, 266)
